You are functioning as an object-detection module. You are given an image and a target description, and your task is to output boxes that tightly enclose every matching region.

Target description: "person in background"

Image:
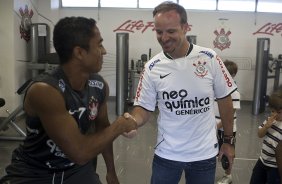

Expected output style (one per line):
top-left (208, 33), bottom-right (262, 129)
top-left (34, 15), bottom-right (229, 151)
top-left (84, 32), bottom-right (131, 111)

top-left (0, 16), bottom-right (137, 184)
top-left (123, 1), bottom-right (237, 183)
top-left (214, 60), bottom-right (240, 184)
top-left (276, 140), bottom-right (282, 184)
top-left (250, 90), bottom-right (282, 184)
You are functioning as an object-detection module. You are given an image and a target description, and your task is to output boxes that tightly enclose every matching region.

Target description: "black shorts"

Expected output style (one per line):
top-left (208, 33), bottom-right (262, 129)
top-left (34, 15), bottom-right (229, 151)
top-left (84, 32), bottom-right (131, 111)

top-left (0, 160), bottom-right (102, 184)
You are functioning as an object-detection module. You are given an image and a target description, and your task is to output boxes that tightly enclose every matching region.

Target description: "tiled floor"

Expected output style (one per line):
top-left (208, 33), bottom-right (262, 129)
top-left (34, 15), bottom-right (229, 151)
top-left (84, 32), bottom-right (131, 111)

top-left (0, 100), bottom-right (268, 184)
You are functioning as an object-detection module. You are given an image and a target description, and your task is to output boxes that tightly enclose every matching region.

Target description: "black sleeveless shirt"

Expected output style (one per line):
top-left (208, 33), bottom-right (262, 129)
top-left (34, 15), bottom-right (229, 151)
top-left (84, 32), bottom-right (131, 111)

top-left (14, 67), bottom-right (106, 170)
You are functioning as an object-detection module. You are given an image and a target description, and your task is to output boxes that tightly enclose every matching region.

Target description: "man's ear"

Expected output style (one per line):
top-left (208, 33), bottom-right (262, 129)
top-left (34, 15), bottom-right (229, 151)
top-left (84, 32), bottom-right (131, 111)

top-left (183, 23), bottom-right (189, 34)
top-left (73, 46), bottom-right (84, 60)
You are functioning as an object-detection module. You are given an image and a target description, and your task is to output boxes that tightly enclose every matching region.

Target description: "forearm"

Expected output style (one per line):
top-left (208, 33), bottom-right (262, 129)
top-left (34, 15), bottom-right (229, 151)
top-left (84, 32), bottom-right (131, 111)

top-left (130, 106), bottom-right (151, 127)
top-left (73, 121), bottom-right (122, 164)
top-left (257, 126), bottom-right (269, 138)
top-left (102, 142), bottom-right (116, 173)
top-left (218, 96), bottom-right (234, 135)
top-left (97, 122), bottom-right (116, 172)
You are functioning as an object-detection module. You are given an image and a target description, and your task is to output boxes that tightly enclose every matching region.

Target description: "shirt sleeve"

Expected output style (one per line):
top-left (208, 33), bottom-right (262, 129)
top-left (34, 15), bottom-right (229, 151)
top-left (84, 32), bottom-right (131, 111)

top-left (133, 66), bottom-right (157, 112)
top-left (231, 90), bottom-right (240, 110)
top-left (212, 55), bottom-right (237, 99)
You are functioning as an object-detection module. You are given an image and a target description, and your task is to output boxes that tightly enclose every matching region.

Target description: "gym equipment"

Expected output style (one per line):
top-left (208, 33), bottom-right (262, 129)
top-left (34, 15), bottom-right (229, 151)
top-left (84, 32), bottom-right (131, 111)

top-left (0, 98), bottom-right (5, 107)
top-left (28, 23), bottom-right (59, 78)
top-left (0, 80), bottom-right (32, 141)
top-left (252, 38), bottom-right (270, 115)
top-left (127, 54), bottom-right (148, 105)
top-left (116, 33), bottom-right (129, 116)
top-left (252, 38), bottom-right (282, 115)
top-left (0, 23), bottom-right (59, 141)
top-left (268, 54), bottom-right (282, 91)
top-left (186, 35), bottom-right (197, 44)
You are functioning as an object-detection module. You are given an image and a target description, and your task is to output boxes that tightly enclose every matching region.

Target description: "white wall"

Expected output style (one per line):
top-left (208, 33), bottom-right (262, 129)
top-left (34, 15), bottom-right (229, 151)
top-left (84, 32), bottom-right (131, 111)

top-left (0, 0), bottom-right (17, 116)
top-left (0, 0), bottom-right (39, 116)
top-left (59, 8), bottom-right (282, 100)
top-left (1, 0), bottom-right (282, 117)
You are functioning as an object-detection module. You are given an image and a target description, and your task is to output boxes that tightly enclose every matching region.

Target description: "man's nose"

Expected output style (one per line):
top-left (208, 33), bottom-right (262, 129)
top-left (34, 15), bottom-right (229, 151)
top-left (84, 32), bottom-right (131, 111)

top-left (161, 32), bottom-right (170, 42)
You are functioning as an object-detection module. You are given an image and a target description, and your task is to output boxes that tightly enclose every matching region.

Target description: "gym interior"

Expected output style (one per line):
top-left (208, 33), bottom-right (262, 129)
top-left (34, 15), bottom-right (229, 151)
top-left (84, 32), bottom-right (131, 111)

top-left (1, 0), bottom-right (282, 183)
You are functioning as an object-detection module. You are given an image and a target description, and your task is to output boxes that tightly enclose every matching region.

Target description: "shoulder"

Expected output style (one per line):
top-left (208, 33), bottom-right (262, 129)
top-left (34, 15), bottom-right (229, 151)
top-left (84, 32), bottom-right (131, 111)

top-left (89, 73), bottom-right (107, 89)
top-left (24, 82), bottom-right (65, 116)
top-left (191, 44), bottom-right (217, 59)
top-left (144, 52), bottom-right (168, 72)
top-left (26, 82), bottom-right (64, 102)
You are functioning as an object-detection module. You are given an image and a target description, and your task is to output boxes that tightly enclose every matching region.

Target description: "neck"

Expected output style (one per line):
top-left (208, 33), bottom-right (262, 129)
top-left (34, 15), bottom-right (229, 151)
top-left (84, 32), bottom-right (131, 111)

top-left (62, 64), bottom-right (89, 91)
top-left (167, 41), bottom-right (190, 59)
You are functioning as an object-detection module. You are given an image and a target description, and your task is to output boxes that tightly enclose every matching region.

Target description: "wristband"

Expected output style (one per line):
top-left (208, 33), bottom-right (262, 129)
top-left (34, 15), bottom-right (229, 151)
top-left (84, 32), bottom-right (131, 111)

top-left (223, 135), bottom-right (236, 145)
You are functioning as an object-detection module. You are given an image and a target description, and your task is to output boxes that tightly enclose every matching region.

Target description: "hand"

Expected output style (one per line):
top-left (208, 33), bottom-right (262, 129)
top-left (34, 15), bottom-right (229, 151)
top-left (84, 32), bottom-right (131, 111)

top-left (123, 112), bottom-right (136, 122)
top-left (106, 171), bottom-right (120, 184)
top-left (218, 143), bottom-right (235, 173)
top-left (266, 112), bottom-right (278, 128)
top-left (121, 113), bottom-right (138, 138)
top-left (123, 129), bottom-right (137, 138)
top-left (115, 114), bottom-right (137, 133)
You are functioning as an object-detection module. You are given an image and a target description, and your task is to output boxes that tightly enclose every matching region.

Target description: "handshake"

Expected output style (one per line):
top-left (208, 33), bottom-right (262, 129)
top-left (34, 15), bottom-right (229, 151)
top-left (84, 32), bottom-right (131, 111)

top-left (121, 112), bottom-right (138, 138)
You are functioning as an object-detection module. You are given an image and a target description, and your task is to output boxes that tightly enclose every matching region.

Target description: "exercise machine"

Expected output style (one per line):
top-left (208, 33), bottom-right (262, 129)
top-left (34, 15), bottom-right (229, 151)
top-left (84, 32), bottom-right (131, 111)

top-left (0, 80), bottom-right (31, 141)
top-left (0, 23), bottom-right (59, 141)
top-left (252, 38), bottom-right (282, 115)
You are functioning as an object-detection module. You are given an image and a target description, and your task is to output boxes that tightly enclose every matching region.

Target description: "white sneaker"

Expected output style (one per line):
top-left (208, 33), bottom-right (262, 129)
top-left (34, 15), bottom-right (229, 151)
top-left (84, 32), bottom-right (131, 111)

top-left (217, 174), bottom-right (232, 184)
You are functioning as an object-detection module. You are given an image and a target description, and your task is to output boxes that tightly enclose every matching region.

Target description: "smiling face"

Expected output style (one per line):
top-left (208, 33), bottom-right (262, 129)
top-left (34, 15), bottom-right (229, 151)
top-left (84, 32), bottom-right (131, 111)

top-left (154, 10), bottom-right (189, 59)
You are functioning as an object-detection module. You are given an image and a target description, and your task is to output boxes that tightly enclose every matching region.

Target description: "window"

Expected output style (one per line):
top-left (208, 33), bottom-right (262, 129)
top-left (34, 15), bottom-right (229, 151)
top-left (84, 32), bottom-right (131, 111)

top-left (257, 0), bottom-right (282, 13)
top-left (179, 0), bottom-right (217, 10)
top-left (101, 0), bottom-right (137, 8)
top-left (218, 0), bottom-right (256, 11)
top-left (139, 0), bottom-right (177, 8)
top-left (60, 0), bottom-right (282, 13)
top-left (62, 0), bottom-right (98, 7)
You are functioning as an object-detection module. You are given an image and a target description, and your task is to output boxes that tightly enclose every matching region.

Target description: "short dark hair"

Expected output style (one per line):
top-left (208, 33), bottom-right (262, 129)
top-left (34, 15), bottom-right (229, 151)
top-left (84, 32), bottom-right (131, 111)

top-left (153, 1), bottom-right (187, 24)
top-left (53, 17), bottom-right (97, 64)
top-left (224, 60), bottom-right (238, 76)
top-left (269, 89), bottom-right (282, 111)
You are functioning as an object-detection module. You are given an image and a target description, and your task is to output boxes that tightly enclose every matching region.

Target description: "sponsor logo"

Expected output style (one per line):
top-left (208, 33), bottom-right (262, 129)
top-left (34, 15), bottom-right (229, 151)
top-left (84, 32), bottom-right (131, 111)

top-left (135, 69), bottom-right (145, 102)
top-left (253, 22), bottom-right (282, 37)
top-left (193, 60), bottom-right (208, 78)
top-left (46, 139), bottom-right (66, 158)
top-left (216, 55), bottom-right (233, 87)
top-left (113, 19), bottom-right (192, 34)
top-left (58, 79), bottom-right (66, 92)
top-left (199, 50), bottom-right (214, 59)
top-left (162, 89), bottom-right (210, 115)
top-left (149, 59), bottom-right (160, 70)
top-left (89, 80), bottom-right (104, 89)
top-left (160, 73), bottom-right (171, 79)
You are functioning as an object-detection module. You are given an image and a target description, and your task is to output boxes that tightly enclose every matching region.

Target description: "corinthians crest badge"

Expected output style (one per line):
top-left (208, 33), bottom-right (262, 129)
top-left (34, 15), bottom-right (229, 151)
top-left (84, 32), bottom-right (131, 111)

top-left (213, 18), bottom-right (231, 51)
top-left (19, 5), bottom-right (33, 42)
top-left (193, 60), bottom-right (208, 78)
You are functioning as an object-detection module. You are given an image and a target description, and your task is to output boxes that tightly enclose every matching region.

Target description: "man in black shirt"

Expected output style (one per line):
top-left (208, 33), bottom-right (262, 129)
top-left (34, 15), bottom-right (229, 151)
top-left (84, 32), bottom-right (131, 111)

top-left (0, 17), bottom-right (137, 184)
